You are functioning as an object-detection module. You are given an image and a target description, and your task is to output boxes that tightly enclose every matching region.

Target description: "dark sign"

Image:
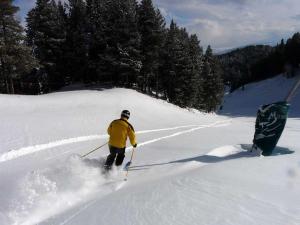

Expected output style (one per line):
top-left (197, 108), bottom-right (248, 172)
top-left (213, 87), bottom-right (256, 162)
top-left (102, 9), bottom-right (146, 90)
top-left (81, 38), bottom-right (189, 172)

top-left (253, 101), bottom-right (290, 156)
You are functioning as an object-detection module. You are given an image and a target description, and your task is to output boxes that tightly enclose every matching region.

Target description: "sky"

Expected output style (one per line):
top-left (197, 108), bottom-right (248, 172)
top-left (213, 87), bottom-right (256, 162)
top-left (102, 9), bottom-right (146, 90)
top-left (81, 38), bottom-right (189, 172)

top-left (13, 0), bottom-right (300, 53)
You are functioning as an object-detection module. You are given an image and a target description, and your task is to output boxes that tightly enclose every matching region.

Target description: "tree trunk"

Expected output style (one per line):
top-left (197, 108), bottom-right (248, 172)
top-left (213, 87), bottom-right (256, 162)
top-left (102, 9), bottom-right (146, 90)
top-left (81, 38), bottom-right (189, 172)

top-left (146, 75), bottom-right (150, 94)
top-left (5, 78), bottom-right (9, 94)
top-left (10, 77), bottom-right (14, 94)
top-left (155, 72), bottom-right (159, 98)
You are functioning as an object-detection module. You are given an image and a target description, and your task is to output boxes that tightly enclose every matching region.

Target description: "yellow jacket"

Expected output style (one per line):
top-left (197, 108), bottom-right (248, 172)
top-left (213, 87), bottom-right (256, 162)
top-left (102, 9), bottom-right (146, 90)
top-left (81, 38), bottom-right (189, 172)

top-left (107, 118), bottom-right (137, 148)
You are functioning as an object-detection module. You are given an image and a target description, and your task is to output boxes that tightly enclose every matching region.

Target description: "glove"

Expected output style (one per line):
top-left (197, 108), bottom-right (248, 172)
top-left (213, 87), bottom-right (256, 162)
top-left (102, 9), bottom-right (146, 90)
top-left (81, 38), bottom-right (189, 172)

top-left (133, 143), bottom-right (137, 148)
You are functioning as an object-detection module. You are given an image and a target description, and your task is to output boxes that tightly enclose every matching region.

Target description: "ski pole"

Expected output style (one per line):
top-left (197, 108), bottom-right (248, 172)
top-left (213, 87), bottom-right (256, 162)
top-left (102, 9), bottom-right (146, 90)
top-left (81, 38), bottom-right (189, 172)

top-left (124, 147), bottom-right (136, 181)
top-left (81, 141), bottom-right (108, 158)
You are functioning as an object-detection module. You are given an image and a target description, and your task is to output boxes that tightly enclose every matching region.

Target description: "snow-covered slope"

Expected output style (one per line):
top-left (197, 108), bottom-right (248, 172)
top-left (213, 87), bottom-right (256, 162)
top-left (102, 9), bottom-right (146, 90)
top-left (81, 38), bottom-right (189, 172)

top-left (0, 88), bottom-right (216, 157)
top-left (220, 75), bottom-right (300, 117)
top-left (0, 85), bottom-right (299, 225)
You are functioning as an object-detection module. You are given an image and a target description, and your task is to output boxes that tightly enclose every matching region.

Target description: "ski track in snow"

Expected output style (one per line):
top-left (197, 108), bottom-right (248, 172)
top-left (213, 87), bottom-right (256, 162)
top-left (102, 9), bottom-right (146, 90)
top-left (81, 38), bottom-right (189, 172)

top-left (44, 120), bottom-right (232, 161)
top-left (0, 120), bottom-right (231, 163)
top-left (55, 143), bottom-right (243, 225)
top-left (0, 125), bottom-right (198, 162)
top-left (125, 120), bottom-right (232, 152)
top-left (10, 144), bottom-right (247, 225)
top-left (58, 200), bottom-right (98, 225)
top-left (29, 120), bottom-right (232, 225)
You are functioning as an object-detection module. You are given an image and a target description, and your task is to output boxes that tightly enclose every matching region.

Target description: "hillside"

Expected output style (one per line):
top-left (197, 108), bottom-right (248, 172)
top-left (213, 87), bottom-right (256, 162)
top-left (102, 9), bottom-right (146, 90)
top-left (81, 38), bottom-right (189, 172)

top-left (219, 74), bottom-right (300, 117)
top-left (0, 85), bottom-right (299, 225)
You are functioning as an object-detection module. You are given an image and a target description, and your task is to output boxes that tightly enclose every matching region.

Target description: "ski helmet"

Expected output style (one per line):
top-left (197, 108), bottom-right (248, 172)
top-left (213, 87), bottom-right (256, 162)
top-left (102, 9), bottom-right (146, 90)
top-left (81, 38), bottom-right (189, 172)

top-left (121, 110), bottom-right (130, 119)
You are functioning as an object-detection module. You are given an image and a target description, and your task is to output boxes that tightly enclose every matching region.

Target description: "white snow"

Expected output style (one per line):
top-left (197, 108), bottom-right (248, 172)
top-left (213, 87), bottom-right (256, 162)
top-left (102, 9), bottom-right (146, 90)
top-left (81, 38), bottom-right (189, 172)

top-left (0, 75), bottom-right (299, 225)
top-left (220, 74), bottom-right (300, 117)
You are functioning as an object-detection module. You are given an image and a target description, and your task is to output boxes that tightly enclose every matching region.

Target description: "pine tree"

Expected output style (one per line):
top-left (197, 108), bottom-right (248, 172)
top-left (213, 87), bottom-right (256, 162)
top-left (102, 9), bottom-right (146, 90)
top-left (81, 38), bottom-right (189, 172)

top-left (26, 0), bottom-right (66, 92)
top-left (154, 9), bottom-right (167, 96)
top-left (105, 0), bottom-right (141, 86)
top-left (64, 0), bottom-right (88, 83)
top-left (174, 28), bottom-right (194, 107)
top-left (86, 0), bottom-right (108, 82)
top-left (201, 46), bottom-right (224, 112)
top-left (161, 20), bottom-right (178, 102)
top-left (286, 33), bottom-right (300, 68)
top-left (0, 0), bottom-right (37, 94)
top-left (161, 21), bottom-right (196, 107)
top-left (137, 0), bottom-right (166, 94)
top-left (189, 34), bottom-right (203, 109)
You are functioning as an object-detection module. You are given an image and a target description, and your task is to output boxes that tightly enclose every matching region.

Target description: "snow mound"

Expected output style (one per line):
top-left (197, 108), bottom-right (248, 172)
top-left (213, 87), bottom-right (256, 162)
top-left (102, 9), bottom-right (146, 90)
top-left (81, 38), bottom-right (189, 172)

top-left (7, 155), bottom-right (122, 225)
top-left (206, 145), bottom-right (242, 157)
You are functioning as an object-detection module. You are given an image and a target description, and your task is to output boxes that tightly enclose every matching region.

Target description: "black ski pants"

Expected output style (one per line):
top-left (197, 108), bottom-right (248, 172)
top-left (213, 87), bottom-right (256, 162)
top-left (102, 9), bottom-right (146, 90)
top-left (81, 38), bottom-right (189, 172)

top-left (105, 145), bottom-right (126, 167)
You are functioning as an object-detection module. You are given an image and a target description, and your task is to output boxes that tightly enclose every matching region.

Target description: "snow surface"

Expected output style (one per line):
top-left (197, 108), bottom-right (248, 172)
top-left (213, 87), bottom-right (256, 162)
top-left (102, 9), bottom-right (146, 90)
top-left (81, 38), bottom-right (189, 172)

top-left (220, 74), bottom-right (300, 117)
top-left (0, 76), bottom-right (299, 225)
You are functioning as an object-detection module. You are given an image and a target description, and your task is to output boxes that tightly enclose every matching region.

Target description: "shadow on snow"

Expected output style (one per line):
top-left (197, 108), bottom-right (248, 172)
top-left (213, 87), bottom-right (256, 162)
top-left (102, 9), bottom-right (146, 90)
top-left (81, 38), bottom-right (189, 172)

top-left (129, 145), bottom-right (294, 170)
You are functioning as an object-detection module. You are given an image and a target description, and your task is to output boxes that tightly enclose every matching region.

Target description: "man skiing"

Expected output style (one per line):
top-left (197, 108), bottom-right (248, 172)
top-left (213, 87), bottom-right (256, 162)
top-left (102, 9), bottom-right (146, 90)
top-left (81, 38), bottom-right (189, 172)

top-left (104, 110), bottom-right (137, 170)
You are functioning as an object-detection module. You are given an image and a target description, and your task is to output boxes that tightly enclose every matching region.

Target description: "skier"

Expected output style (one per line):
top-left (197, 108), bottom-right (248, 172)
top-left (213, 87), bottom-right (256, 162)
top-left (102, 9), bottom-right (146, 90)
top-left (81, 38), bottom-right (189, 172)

top-left (104, 110), bottom-right (137, 170)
